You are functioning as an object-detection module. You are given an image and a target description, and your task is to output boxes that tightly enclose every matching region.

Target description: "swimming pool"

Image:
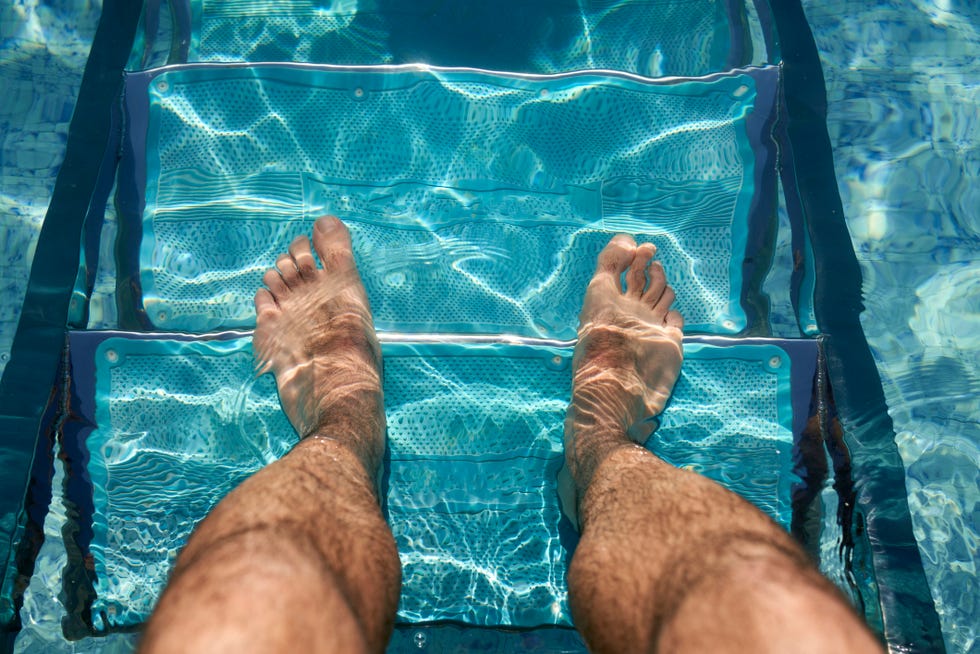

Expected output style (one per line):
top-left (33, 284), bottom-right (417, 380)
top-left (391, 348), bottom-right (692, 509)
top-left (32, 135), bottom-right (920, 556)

top-left (1, 1), bottom-right (976, 652)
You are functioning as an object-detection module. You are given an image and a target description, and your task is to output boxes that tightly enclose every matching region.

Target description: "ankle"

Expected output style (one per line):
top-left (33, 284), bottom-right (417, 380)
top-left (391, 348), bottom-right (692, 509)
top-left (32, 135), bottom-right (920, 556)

top-left (297, 428), bottom-right (384, 488)
top-left (565, 417), bottom-right (640, 495)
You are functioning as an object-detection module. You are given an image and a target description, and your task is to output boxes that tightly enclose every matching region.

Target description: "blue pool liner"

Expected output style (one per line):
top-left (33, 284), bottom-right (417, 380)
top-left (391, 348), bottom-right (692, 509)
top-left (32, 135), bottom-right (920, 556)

top-left (128, 0), bottom-right (748, 78)
top-left (117, 63), bottom-right (780, 337)
top-left (63, 330), bottom-right (815, 632)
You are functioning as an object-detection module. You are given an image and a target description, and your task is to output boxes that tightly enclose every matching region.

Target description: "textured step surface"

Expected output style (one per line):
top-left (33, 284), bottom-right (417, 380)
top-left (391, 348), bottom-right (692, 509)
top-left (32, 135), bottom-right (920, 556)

top-left (65, 331), bottom-right (813, 631)
top-left (123, 64), bottom-right (779, 336)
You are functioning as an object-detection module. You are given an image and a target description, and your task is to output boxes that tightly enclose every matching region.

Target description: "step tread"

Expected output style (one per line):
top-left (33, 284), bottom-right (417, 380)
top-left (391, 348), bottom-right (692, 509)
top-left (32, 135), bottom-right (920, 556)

top-left (64, 330), bottom-right (816, 631)
top-left (121, 64), bottom-right (779, 336)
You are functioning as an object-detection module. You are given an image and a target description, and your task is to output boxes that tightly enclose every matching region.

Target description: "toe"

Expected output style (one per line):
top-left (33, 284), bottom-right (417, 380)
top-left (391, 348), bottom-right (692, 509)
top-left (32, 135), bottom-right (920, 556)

top-left (666, 309), bottom-right (684, 331)
top-left (254, 287), bottom-right (279, 316)
top-left (652, 286), bottom-right (675, 322)
top-left (262, 267), bottom-right (289, 299)
top-left (595, 234), bottom-right (636, 280)
top-left (642, 261), bottom-right (667, 306)
top-left (312, 215), bottom-right (356, 273)
top-left (289, 235), bottom-right (318, 280)
top-left (626, 243), bottom-right (656, 299)
top-left (276, 253), bottom-right (300, 287)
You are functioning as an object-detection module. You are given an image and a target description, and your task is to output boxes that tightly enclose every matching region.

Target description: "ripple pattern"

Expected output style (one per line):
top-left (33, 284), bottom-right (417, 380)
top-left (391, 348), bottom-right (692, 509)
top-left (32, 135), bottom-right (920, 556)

top-left (89, 339), bottom-right (295, 628)
top-left (82, 336), bottom-right (796, 628)
top-left (168, 0), bottom-right (739, 78)
top-left (140, 66), bottom-right (770, 335)
top-left (804, 1), bottom-right (980, 649)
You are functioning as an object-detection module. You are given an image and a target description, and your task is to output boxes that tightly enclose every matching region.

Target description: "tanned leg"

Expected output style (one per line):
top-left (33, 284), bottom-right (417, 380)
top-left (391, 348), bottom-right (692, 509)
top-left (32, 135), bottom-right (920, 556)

top-left (565, 235), bottom-right (882, 654)
top-left (140, 216), bottom-right (400, 654)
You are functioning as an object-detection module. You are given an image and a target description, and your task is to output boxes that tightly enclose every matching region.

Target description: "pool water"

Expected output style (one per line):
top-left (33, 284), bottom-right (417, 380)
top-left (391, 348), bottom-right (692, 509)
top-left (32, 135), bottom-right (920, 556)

top-left (1, 1), bottom-right (976, 652)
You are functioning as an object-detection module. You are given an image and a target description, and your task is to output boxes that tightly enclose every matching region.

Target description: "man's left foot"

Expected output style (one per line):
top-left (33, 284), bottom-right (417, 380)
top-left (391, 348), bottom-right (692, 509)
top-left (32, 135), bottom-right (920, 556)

top-left (253, 216), bottom-right (385, 471)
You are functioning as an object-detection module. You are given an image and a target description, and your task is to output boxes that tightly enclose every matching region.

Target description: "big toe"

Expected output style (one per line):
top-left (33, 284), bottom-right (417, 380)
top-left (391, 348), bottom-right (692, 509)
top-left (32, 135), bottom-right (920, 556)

top-left (594, 234), bottom-right (636, 280)
top-left (312, 215), bottom-right (356, 274)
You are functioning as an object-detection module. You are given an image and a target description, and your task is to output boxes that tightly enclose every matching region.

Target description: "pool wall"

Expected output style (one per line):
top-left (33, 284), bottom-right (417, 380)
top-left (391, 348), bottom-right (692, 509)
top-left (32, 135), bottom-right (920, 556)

top-left (801, 2), bottom-right (979, 652)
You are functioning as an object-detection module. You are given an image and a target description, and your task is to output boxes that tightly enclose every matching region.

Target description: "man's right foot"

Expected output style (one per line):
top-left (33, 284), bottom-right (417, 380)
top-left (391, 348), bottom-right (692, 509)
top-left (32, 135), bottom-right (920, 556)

top-left (563, 234), bottom-right (684, 497)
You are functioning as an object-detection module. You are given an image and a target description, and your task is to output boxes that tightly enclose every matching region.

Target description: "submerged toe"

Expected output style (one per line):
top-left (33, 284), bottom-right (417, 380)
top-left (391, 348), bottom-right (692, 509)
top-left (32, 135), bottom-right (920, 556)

top-left (626, 243), bottom-right (656, 299)
top-left (262, 267), bottom-right (289, 298)
top-left (651, 286), bottom-right (675, 322)
top-left (312, 215), bottom-right (357, 273)
top-left (289, 235), bottom-right (318, 280)
top-left (276, 253), bottom-right (300, 287)
top-left (595, 234), bottom-right (636, 278)
top-left (641, 260), bottom-right (667, 307)
top-left (254, 287), bottom-right (278, 316)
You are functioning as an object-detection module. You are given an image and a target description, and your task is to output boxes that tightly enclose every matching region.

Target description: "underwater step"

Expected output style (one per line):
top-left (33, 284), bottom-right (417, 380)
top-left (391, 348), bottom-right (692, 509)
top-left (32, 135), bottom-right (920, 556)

top-left (131, 0), bottom-right (755, 78)
top-left (61, 330), bottom-right (817, 633)
top-left (116, 63), bottom-right (780, 337)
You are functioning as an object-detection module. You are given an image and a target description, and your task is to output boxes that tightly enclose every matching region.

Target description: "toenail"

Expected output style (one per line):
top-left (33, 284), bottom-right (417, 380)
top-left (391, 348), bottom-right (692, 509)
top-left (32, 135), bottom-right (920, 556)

top-left (315, 215), bottom-right (338, 232)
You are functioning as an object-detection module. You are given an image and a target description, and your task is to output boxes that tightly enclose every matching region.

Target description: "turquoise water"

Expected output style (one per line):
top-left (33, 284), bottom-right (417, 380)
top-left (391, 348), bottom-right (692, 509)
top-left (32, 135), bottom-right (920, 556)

top-left (1, 1), bottom-right (977, 652)
top-left (74, 334), bottom-right (796, 632)
top-left (135, 64), bottom-right (763, 336)
top-left (804, 3), bottom-right (979, 651)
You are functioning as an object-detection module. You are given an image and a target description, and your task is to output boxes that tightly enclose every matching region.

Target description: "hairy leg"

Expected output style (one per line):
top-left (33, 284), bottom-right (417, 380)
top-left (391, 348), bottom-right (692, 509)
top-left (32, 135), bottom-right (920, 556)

top-left (565, 235), bottom-right (881, 654)
top-left (140, 217), bottom-right (400, 654)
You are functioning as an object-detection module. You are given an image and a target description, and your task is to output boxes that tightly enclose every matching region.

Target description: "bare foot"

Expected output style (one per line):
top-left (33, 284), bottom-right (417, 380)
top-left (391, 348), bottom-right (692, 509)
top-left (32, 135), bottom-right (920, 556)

top-left (562, 234), bottom-right (684, 510)
top-left (253, 215), bottom-right (385, 473)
